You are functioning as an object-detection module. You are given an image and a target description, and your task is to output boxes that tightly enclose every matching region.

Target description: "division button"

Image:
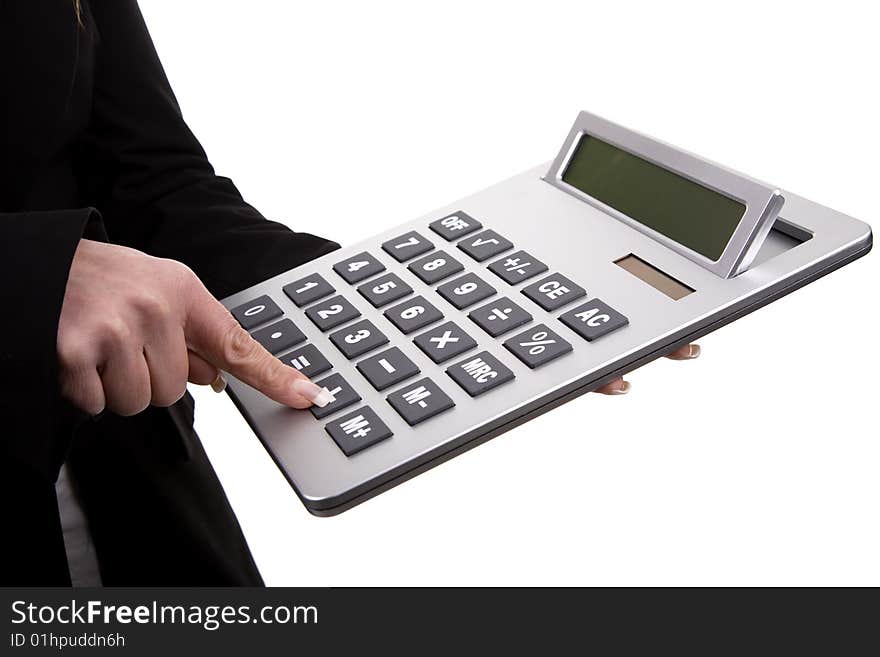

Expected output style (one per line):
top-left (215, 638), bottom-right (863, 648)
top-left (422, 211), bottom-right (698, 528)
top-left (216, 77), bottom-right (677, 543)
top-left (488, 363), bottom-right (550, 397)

top-left (436, 272), bottom-right (497, 309)
top-left (446, 351), bottom-right (515, 397)
top-left (310, 373), bottom-right (362, 419)
top-left (250, 318), bottom-right (306, 355)
top-left (386, 377), bottom-right (455, 426)
top-left (325, 407), bottom-right (393, 456)
top-left (521, 273), bottom-right (586, 311)
top-left (559, 298), bottom-right (629, 341)
top-left (413, 320), bottom-right (477, 363)
top-left (468, 297), bottom-right (532, 337)
top-left (407, 250), bottom-right (464, 284)
top-left (429, 211), bottom-right (482, 241)
top-left (282, 273), bottom-right (335, 307)
top-left (356, 346), bottom-right (420, 391)
top-left (487, 250), bottom-right (548, 284)
top-left (329, 319), bottom-right (389, 359)
top-left (278, 343), bottom-right (332, 379)
top-left (503, 324), bottom-right (573, 369)
top-left (357, 272), bottom-right (413, 308)
top-left (304, 294), bottom-right (361, 331)
top-left (381, 230), bottom-right (434, 262)
top-left (384, 295), bottom-right (444, 334)
top-left (456, 229), bottom-right (513, 262)
top-left (230, 295), bottom-right (282, 330)
top-left (332, 251), bottom-right (386, 284)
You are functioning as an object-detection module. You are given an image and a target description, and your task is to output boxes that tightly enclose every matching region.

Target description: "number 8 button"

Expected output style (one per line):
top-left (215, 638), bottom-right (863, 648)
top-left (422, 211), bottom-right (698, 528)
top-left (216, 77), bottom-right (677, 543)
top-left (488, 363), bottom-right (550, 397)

top-left (408, 250), bottom-right (464, 284)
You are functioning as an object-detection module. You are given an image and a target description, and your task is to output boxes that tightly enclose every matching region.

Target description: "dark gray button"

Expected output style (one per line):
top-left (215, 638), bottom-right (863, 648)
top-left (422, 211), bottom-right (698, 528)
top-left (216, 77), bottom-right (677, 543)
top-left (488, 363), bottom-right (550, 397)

top-left (384, 296), bottom-right (444, 334)
top-left (357, 273), bottom-right (412, 308)
top-left (429, 211), bottom-right (482, 241)
top-left (251, 319), bottom-right (306, 355)
top-left (413, 320), bottom-right (477, 363)
top-left (381, 231), bottom-right (434, 262)
top-left (559, 299), bottom-right (629, 341)
top-left (325, 407), bottom-right (393, 456)
top-left (282, 274), bottom-right (335, 307)
top-left (487, 250), bottom-right (548, 284)
top-left (468, 297), bottom-right (532, 337)
top-left (279, 343), bottom-right (332, 379)
top-left (503, 324), bottom-right (572, 369)
top-left (305, 295), bottom-right (361, 331)
top-left (407, 251), bottom-right (464, 284)
top-left (436, 272), bottom-right (496, 309)
top-left (387, 377), bottom-right (455, 426)
top-left (356, 347), bottom-right (420, 391)
top-left (522, 273), bottom-right (586, 311)
top-left (332, 251), bottom-right (385, 284)
top-left (457, 229), bottom-right (513, 262)
top-left (311, 373), bottom-right (361, 419)
top-left (230, 295), bottom-right (282, 330)
top-left (446, 351), bottom-right (515, 397)
top-left (329, 319), bottom-right (389, 359)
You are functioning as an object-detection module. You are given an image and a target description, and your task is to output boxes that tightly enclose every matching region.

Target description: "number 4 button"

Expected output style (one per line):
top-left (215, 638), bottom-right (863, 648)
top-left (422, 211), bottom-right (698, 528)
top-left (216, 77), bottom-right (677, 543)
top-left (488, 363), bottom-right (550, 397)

top-left (559, 299), bottom-right (629, 341)
top-left (333, 252), bottom-right (386, 284)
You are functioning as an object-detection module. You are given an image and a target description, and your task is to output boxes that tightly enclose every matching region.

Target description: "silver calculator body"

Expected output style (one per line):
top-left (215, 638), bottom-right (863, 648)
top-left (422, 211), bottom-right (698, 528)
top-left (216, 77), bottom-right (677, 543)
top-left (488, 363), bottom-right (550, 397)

top-left (221, 112), bottom-right (872, 516)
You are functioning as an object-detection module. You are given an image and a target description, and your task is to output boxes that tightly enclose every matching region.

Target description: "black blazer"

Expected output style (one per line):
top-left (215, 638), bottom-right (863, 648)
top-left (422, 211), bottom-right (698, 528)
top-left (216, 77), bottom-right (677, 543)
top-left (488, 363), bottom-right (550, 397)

top-left (1, 0), bottom-right (338, 584)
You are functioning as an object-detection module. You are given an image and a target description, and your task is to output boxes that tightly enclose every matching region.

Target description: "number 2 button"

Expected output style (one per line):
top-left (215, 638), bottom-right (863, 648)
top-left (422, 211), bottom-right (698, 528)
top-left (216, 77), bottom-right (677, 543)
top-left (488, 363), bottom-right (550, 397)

top-left (333, 252), bottom-right (386, 284)
top-left (305, 295), bottom-right (361, 331)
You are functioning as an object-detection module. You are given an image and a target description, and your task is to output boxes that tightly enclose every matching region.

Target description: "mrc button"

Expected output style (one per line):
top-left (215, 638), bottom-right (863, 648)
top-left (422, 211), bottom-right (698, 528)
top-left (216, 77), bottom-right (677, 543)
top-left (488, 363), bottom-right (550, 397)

top-left (446, 351), bottom-right (514, 397)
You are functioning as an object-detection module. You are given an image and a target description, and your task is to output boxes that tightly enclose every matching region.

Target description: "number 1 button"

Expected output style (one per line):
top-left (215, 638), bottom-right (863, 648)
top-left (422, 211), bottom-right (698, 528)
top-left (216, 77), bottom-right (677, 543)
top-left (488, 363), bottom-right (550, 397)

top-left (283, 273), bottom-right (335, 307)
top-left (333, 252), bottom-right (385, 284)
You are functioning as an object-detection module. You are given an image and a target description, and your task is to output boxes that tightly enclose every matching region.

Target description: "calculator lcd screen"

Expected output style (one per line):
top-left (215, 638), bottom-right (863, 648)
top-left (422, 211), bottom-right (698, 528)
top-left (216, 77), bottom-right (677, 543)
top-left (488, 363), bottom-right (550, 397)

top-left (562, 134), bottom-right (746, 261)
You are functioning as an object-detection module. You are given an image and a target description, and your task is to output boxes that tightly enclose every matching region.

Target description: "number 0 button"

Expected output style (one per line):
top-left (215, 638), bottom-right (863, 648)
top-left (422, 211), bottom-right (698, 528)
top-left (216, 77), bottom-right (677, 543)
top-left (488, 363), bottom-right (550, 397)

top-left (333, 251), bottom-right (386, 284)
top-left (230, 295), bottom-right (282, 330)
top-left (329, 319), bottom-right (389, 359)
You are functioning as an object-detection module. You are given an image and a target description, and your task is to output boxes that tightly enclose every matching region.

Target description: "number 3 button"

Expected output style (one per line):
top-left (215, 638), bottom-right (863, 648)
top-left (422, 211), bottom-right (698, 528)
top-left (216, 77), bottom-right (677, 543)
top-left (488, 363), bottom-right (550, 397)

top-left (329, 319), bottom-right (389, 359)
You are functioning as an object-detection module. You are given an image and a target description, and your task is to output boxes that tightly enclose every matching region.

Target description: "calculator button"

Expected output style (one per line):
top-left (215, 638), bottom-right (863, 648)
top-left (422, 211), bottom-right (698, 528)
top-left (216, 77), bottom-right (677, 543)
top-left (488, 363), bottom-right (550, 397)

top-left (503, 324), bottom-right (572, 369)
top-left (446, 351), bottom-right (515, 397)
top-left (407, 251), bottom-right (464, 284)
top-left (381, 231), bottom-right (434, 262)
top-left (230, 295), bottom-right (282, 330)
top-left (282, 274), bottom-right (335, 307)
top-left (329, 319), bottom-right (389, 359)
top-left (429, 211), bottom-right (482, 241)
top-left (356, 347), bottom-right (420, 391)
top-left (305, 295), bottom-right (361, 331)
top-left (278, 343), bottom-right (332, 379)
top-left (487, 250), bottom-right (548, 284)
top-left (250, 319), bottom-right (306, 355)
top-left (457, 229), bottom-right (513, 262)
top-left (325, 406), bottom-right (393, 456)
top-left (386, 377), bottom-right (455, 426)
top-left (310, 373), bottom-right (361, 419)
top-left (383, 295), bottom-right (444, 334)
top-left (521, 273), bottom-right (586, 311)
top-left (436, 272), bottom-right (496, 309)
top-left (413, 320), bottom-right (477, 363)
top-left (332, 251), bottom-right (386, 284)
top-left (468, 297), bottom-right (532, 337)
top-left (559, 299), bottom-right (629, 341)
top-left (357, 273), bottom-right (413, 308)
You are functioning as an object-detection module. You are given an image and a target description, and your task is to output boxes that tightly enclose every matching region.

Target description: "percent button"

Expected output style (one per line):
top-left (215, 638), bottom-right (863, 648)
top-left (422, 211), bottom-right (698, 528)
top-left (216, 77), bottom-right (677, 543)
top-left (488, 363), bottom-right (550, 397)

top-left (503, 324), bottom-right (572, 369)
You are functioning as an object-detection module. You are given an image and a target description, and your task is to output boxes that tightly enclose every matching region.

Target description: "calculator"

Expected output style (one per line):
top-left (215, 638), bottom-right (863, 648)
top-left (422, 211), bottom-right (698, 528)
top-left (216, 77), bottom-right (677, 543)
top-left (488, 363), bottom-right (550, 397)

top-left (221, 111), bottom-right (872, 516)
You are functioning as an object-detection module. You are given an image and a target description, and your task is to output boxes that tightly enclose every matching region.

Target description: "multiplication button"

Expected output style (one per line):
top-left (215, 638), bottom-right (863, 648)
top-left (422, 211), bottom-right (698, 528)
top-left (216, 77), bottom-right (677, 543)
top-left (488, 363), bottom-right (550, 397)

top-left (503, 324), bottom-right (572, 369)
top-left (487, 250), bottom-right (548, 284)
top-left (436, 273), bottom-right (496, 309)
top-left (356, 347), bottom-right (420, 391)
top-left (325, 407), bottom-right (393, 456)
top-left (408, 251), bottom-right (464, 284)
top-left (429, 211), bottom-right (482, 241)
top-left (305, 295), bottom-right (361, 331)
top-left (329, 319), bottom-right (389, 359)
top-left (332, 251), bottom-right (385, 284)
top-left (387, 377), bottom-right (455, 426)
top-left (413, 321), bottom-right (477, 363)
top-left (250, 319), bottom-right (306, 355)
top-left (230, 295), bottom-right (282, 330)
top-left (282, 274), bottom-right (334, 307)
top-left (310, 373), bottom-right (361, 419)
top-left (384, 296), bottom-right (444, 334)
top-left (279, 343), bottom-right (332, 378)
top-left (381, 231), bottom-right (434, 262)
top-left (468, 297), bottom-right (532, 337)
top-left (521, 274), bottom-right (586, 311)
top-left (457, 229), bottom-right (513, 262)
top-left (446, 351), bottom-right (514, 397)
top-left (559, 299), bottom-right (629, 341)
top-left (357, 273), bottom-right (412, 308)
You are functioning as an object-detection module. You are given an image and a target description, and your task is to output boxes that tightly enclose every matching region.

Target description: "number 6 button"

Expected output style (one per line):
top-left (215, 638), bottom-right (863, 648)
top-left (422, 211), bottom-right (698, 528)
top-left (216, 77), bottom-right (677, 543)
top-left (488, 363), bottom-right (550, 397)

top-left (332, 251), bottom-right (386, 284)
top-left (329, 319), bottom-right (389, 359)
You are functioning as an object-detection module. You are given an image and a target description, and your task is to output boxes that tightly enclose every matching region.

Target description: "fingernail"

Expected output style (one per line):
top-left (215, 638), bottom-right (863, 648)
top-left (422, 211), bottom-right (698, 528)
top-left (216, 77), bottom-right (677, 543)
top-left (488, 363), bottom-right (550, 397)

top-left (293, 379), bottom-right (336, 407)
top-left (686, 344), bottom-right (701, 359)
top-left (211, 374), bottom-right (227, 393)
top-left (610, 381), bottom-right (631, 395)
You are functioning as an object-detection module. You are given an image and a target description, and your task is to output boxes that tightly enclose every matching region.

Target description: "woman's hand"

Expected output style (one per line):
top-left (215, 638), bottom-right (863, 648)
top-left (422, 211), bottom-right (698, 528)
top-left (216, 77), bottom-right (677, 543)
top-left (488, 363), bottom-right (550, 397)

top-left (594, 343), bottom-right (701, 395)
top-left (57, 239), bottom-right (332, 416)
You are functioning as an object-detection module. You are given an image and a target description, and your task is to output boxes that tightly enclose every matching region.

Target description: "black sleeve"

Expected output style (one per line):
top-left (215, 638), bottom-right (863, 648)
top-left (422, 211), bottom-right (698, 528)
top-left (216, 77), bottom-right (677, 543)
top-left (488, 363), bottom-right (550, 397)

top-left (0, 208), bottom-right (105, 482)
top-left (77, 0), bottom-right (339, 300)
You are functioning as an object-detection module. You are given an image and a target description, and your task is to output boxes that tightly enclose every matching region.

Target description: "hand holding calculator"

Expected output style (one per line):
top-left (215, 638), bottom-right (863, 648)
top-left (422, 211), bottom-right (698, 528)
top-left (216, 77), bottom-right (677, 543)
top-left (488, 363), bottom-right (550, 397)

top-left (222, 111), bottom-right (872, 515)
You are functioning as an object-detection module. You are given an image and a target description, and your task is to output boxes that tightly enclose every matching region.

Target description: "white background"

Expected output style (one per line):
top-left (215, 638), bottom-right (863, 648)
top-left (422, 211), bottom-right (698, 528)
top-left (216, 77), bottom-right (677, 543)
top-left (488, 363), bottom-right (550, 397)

top-left (139, 0), bottom-right (878, 585)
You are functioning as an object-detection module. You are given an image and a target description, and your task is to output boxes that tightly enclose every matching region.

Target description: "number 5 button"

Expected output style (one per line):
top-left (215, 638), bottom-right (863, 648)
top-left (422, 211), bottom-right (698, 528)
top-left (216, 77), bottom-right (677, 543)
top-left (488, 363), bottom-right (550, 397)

top-left (329, 319), bottom-right (389, 359)
top-left (357, 272), bottom-right (412, 308)
top-left (333, 251), bottom-right (386, 284)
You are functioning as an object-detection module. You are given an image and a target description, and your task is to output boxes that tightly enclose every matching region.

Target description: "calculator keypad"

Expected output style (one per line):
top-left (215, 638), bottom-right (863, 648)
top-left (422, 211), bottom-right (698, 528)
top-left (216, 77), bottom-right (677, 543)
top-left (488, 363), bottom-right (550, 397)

top-left (413, 320), bottom-right (477, 363)
top-left (487, 250), bottom-right (548, 284)
top-left (446, 351), bottom-right (515, 397)
top-left (468, 297), bottom-right (532, 337)
top-left (357, 346), bottom-right (420, 391)
top-left (357, 272), bottom-right (413, 308)
top-left (408, 251), bottom-right (464, 284)
top-left (429, 211), bottom-right (482, 241)
top-left (283, 274), bottom-right (335, 307)
top-left (279, 343), bottom-right (332, 378)
top-left (325, 407), bottom-right (393, 456)
top-left (521, 274), bottom-right (586, 311)
top-left (381, 231), bottom-right (434, 262)
top-left (387, 377), bottom-right (455, 426)
top-left (305, 295), bottom-right (361, 331)
top-left (559, 299), bottom-right (629, 341)
top-left (251, 319), bottom-right (306, 355)
top-left (329, 319), bottom-right (389, 359)
top-left (231, 295), bottom-right (282, 330)
top-left (436, 272), bottom-right (496, 309)
top-left (504, 324), bottom-right (573, 369)
top-left (457, 229), bottom-right (513, 262)
top-left (384, 296), bottom-right (444, 334)
top-left (310, 373), bottom-right (362, 419)
top-left (333, 251), bottom-right (386, 284)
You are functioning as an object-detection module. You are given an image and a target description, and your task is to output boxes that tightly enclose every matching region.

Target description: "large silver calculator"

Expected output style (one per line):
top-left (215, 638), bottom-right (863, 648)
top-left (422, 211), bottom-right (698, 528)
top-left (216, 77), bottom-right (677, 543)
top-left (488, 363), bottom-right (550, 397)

top-left (221, 111), bottom-right (872, 515)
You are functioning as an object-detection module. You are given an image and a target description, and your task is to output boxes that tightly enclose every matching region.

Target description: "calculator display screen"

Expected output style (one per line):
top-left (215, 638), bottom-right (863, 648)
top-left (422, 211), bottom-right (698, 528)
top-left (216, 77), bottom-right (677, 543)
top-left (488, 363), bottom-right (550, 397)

top-left (561, 134), bottom-right (746, 261)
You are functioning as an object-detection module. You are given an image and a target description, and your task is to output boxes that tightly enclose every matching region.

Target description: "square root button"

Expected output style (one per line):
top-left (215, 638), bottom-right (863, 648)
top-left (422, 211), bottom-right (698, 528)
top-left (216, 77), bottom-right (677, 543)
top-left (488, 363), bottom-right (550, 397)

top-left (446, 351), bottom-right (515, 397)
top-left (387, 377), bottom-right (455, 426)
top-left (325, 407), bottom-right (393, 457)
